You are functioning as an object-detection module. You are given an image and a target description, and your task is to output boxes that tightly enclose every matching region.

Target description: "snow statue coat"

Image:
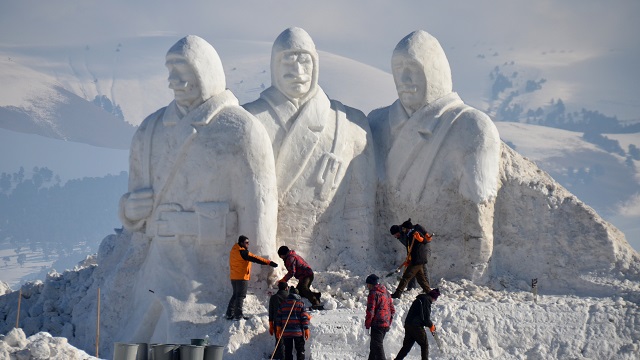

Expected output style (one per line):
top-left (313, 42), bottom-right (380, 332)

top-left (369, 30), bottom-right (501, 282)
top-left (117, 35), bottom-right (278, 344)
top-left (244, 27), bottom-right (376, 269)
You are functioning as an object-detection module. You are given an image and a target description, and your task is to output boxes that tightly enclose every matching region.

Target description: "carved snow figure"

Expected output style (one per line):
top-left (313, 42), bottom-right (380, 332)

top-left (118, 35), bottom-right (278, 343)
top-left (369, 30), bottom-right (501, 282)
top-left (244, 27), bottom-right (375, 268)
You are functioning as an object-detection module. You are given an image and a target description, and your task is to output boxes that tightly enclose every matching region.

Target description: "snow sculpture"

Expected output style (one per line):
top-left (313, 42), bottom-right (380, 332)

top-left (369, 30), bottom-right (501, 281)
top-left (117, 35), bottom-right (278, 343)
top-left (243, 27), bottom-right (376, 268)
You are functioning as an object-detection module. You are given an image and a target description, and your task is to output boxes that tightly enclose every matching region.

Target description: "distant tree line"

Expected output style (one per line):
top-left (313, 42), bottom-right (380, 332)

top-left (0, 167), bottom-right (127, 270)
top-left (489, 65), bottom-right (640, 135)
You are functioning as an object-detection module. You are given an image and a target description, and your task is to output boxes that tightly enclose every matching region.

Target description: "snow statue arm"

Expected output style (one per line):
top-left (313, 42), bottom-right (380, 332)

top-left (231, 110), bottom-right (279, 260)
top-left (342, 107), bottom-right (376, 224)
top-left (119, 109), bottom-right (163, 231)
top-left (456, 109), bottom-right (501, 204)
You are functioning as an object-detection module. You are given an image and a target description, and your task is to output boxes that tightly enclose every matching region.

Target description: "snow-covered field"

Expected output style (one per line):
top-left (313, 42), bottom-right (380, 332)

top-left (1, 269), bottom-right (638, 359)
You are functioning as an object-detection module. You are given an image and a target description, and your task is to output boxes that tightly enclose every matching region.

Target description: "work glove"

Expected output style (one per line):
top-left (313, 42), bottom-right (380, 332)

top-left (269, 261), bottom-right (278, 267)
top-left (269, 321), bottom-right (274, 336)
top-left (429, 324), bottom-right (436, 334)
top-left (276, 326), bottom-right (283, 338)
top-left (304, 328), bottom-right (310, 340)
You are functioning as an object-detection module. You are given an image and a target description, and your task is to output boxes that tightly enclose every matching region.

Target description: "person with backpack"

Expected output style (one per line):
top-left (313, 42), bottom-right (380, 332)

top-left (269, 281), bottom-right (290, 359)
top-left (394, 288), bottom-right (441, 360)
top-left (389, 219), bottom-right (432, 299)
top-left (364, 274), bottom-right (395, 360)
top-left (276, 288), bottom-right (311, 360)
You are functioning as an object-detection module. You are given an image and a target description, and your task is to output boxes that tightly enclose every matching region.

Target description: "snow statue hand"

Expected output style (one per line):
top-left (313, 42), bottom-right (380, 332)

top-left (124, 188), bottom-right (154, 221)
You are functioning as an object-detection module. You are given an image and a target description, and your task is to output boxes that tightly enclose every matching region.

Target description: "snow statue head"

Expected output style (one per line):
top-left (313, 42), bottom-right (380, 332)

top-left (391, 30), bottom-right (452, 115)
top-left (166, 35), bottom-right (226, 110)
top-left (271, 27), bottom-right (319, 105)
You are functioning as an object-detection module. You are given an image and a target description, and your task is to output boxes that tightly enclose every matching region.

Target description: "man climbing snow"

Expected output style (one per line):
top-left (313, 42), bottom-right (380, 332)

top-left (364, 274), bottom-right (395, 360)
top-left (278, 246), bottom-right (323, 309)
top-left (394, 288), bottom-right (441, 360)
top-left (390, 219), bottom-right (432, 298)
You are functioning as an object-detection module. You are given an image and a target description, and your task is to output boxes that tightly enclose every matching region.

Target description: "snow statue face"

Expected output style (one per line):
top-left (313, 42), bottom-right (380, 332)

top-left (271, 27), bottom-right (319, 104)
top-left (392, 30), bottom-right (452, 115)
top-left (391, 56), bottom-right (426, 116)
top-left (276, 51), bottom-right (314, 100)
top-left (166, 35), bottom-right (226, 110)
top-left (166, 57), bottom-right (201, 109)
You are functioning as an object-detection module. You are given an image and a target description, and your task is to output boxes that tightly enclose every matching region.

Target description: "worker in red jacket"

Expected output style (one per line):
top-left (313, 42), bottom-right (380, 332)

top-left (278, 246), bottom-right (322, 309)
top-left (226, 235), bottom-right (278, 320)
top-left (365, 274), bottom-right (395, 360)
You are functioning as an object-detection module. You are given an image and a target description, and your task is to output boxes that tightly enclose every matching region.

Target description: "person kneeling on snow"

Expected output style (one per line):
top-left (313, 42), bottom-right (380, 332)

top-left (276, 288), bottom-right (311, 360)
top-left (394, 288), bottom-right (441, 360)
top-left (365, 274), bottom-right (395, 360)
top-left (278, 246), bottom-right (323, 309)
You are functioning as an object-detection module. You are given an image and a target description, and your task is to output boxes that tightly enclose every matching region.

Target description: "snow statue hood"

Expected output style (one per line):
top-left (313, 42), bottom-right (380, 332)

top-left (270, 27), bottom-right (320, 105)
top-left (392, 30), bottom-right (452, 110)
top-left (166, 35), bottom-right (226, 103)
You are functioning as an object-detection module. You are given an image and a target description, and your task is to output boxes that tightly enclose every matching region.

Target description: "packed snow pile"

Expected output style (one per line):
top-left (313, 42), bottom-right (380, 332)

top-left (0, 327), bottom-right (99, 360)
top-left (1, 261), bottom-right (639, 359)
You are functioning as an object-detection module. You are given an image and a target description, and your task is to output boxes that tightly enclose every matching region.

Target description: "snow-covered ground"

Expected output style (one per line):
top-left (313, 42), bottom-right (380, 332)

top-left (1, 265), bottom-right (638, 360)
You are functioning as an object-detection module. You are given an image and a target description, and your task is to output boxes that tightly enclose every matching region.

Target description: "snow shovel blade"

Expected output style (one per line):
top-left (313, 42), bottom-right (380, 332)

top-left (385, 267), bottom-right (401, 278)
top-left (432, 331), bottom-right (443, 351)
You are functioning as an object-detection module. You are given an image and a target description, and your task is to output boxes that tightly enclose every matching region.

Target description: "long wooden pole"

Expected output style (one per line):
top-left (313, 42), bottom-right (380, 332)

top-left (96, 287), bottom-right (101, 358)
top-left (15, 288), bottom-right (22, 328)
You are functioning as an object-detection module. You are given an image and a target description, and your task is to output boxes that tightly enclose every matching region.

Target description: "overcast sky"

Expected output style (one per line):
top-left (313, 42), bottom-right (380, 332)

top-left (2, 0), bottom-right (639, 70)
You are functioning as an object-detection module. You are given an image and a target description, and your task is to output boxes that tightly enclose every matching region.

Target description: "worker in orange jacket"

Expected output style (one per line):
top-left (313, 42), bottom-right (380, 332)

top-left (226, 235), bottom-right (278, 320)
top-left (390, 219), bottom-right (432, 299)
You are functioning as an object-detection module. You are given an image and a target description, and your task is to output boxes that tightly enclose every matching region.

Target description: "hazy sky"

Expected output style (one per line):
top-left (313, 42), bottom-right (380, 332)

top-left (2, 0), bottom-right (639, 71)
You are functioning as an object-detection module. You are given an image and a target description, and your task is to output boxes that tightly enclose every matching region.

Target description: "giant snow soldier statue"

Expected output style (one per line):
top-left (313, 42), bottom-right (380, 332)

top-left (118, 35), bottom-right (278, 343)
top-left (369, 30), bottom-right (501, 282)
top-left (244, 27), bottom-right (376, 269)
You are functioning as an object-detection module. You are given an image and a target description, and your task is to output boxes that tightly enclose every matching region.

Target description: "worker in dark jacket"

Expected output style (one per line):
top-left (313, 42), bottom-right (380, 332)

top-left (226, 235), bottom-right (278, 320)
top-left (269, 281), bottom-right (290, 359)
top-left (394, 288), bottom-right (441, 360)
top-left (276, 288), bottom-right (311, 360)
top-left (390, 219), bottom-right (432, 298)
top-left (364, 274), bottom-right (395, 360)
top-left (278, 246), bottom-right (322, 309)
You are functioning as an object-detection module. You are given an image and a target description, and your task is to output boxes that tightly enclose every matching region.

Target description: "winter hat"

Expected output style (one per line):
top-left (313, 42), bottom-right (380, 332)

top-left (401, 218), bottom-right (413, 229)
top-left (428, 288), bottom-right (441, 300)
top-left (389, 225), bottom-right (401, 235)
top-left (365, 274), bottom-right (379, 285)
top-left (278, 246), bottom-right (290, 256)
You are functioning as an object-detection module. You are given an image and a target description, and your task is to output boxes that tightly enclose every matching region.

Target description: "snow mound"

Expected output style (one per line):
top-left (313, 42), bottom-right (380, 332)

top-left (0, 327), bottom-right (99, 360)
